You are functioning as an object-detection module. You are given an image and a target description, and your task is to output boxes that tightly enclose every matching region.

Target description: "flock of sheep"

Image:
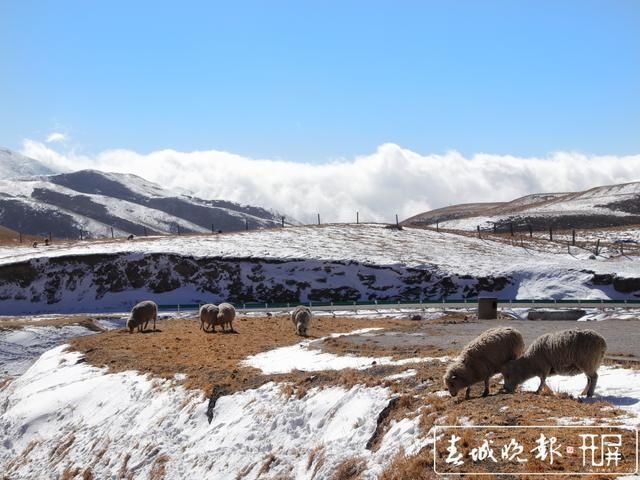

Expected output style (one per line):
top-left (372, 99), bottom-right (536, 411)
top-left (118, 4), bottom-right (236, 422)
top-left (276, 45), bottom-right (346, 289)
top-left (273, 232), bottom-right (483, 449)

top-left (126, 300), bottom-right (314, 336)
top-left (127, 301), bottom-right (606, 399)
top-left (443, 326), bottom-right (607, 399)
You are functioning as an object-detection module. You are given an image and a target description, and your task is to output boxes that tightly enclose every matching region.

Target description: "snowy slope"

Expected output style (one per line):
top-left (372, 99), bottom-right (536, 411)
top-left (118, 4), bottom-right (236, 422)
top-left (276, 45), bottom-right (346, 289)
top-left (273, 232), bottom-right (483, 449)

top-left (0, 224), bottom-right (637, 314)
top-left (0, 346), bottom-right (404, 479)
top-left (0, 149), bottom-right (55, 179)
top-left (406, 182), bottom-right (640, 231)
top-left (2, 340), bottom-right (640, 479)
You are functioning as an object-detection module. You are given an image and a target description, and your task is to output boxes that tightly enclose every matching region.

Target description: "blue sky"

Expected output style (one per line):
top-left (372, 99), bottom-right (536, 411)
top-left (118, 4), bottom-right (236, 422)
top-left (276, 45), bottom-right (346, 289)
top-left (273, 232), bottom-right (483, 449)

top-left (1, 1), bottom-right (639, 162)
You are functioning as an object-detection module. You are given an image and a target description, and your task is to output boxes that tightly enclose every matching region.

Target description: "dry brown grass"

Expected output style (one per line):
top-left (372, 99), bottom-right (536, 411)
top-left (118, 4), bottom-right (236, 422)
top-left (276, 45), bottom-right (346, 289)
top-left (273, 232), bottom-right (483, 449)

top-left (69, 316), bottom-right (407, 394)
top-left (257, 453), bottom-right (277, 477)
top-left (50, 434), bottom-right (75, 464)
top-left (378, 448), bottom-right (437, 480)
top-left (149, 453), bottom-right (169, 480)
top-left (331, 457), bottom-right (366, 480)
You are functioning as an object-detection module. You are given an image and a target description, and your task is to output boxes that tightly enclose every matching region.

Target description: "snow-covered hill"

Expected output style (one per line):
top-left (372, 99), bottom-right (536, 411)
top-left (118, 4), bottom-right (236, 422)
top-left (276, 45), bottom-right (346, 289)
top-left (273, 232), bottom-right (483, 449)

top-left (0, 148), bottom-right (55, 179)
top-left (0, 224), bottom-right (637, 315)
top-left (2, 335), bottom-right (640, 479)
top-left (0, 157), bottom-right (289, 238)
top-left (404, 182), bottom-right (640, 231)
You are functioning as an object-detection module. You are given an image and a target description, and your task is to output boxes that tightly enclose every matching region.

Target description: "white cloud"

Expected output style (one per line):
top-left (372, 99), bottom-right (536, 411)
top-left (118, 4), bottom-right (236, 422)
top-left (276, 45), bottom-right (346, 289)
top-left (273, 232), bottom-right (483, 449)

top-left (45, 132), bottom-right (68, 144)
top-left (20, 140), bottom-right (640, 223)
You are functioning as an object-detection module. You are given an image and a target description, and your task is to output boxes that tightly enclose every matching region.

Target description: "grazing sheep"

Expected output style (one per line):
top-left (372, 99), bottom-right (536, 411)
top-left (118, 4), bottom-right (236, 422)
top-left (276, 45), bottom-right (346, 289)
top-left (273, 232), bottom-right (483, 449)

top-left (217, 303), bottom-right (236, 332)
top-left (127, 234), bottom-right (135, 240)
top-left (199, 304), bottom-right (219, 332)
top-left (443, 327), bottom-right (525, 400)
top-left (501, 329), bottom-right (606, 397)
top-left (127, 300), bottom-right (158, 333)
top-left (291, 305), bottom-right (313, 336)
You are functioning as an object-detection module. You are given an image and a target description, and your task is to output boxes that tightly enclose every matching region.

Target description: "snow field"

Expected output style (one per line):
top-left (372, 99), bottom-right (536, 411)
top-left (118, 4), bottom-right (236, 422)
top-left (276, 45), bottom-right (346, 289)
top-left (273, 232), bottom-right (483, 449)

top-left (0, 346), bottom-right (428, 479)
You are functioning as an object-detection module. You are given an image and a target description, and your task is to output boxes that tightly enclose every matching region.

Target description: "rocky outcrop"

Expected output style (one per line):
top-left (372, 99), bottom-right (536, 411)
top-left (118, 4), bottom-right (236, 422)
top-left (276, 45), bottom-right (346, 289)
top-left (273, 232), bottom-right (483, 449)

top-left (0, 253), bottom-right (522, 314)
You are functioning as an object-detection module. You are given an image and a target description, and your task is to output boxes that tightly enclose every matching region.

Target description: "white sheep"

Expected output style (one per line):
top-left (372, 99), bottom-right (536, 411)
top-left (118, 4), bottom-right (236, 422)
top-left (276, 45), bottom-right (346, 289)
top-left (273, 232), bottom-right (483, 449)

top-left (443, 326), bottom-right (525, 400)
top-left (199, 304), bottom-right (219, 332)
top-left (127, 300), bottom-right (158, 333)
top-left (291, 305), bottom-right (313, 336)
top-left (501, 329), bottom-right (607, 397)
top-left (217, 303), bottom-right (236, 332)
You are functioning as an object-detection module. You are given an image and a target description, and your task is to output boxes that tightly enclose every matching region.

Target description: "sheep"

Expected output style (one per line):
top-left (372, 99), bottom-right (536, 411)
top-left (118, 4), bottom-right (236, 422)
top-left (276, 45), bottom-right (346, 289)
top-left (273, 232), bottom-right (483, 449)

top-left (199, 304), bottom-right (219, 332)
top-left (501, 329), bottom-right (606, 397)
top-left (127, 300), bottom-right (158, 333)
top-left (217, 303), bottom-right (236, 332)
top-left (291, 305), bottom-right (313, 336)
top-left (443, 327), bottom-right (525, 400)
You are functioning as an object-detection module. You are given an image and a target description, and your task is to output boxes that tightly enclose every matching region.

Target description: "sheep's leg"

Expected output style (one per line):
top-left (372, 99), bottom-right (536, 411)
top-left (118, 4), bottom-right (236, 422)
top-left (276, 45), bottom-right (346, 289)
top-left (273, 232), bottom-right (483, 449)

top-left (584, 373), bottom-right (598, 397)
top-left (581, 376), bottom-right (591, 396)
top-left (482, 378), bottom-right (490, 397)
top-left (153, 313), bottom-right (157, 331)
top-left (465, 387), bottom-right (471, 400)
top-left (535, 375), bottom-right (548, 394)
top-left (143, 320), bottom-right (149, 331)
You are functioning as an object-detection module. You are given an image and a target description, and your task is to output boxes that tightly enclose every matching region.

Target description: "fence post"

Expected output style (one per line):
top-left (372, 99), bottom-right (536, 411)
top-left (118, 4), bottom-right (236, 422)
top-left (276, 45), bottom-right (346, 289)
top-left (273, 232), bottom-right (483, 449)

top-left (356, 211), bottom-right (359, 224)
top-left (281, 216), bottom-right (285, 228)
top-left (144, 226), bottom-right (148, 236)
top-left (111, 227), bottom-right (114, 239)
top-left (245, 218), bottom-right (249, 231)
top-left (80, 229), bottom-right (83, 241)
top-left (395, 214), bottom-right (399, 226)
top-left (317, 213), bottom-right (321, 225)
top-left (528, 225), bottom-right (532, 237)
top-left (549, 226), bottom-right (553, 241)
top-left (19, 232), bottom-right (22, 244)
top-left (510, 223), bottom-right (514, 236)
top-left (436, 221), bottom-right (439, 232)
top-left (211, 223), bottom-right (215, 234)
top-left (595, 239), bottom-right (600, 256)
top-left (477, 225), bottom-right (481, 238)
top-left (572, 229), bottom-right (576, 246)
top-left (493, 223), bottom-right (497, 233)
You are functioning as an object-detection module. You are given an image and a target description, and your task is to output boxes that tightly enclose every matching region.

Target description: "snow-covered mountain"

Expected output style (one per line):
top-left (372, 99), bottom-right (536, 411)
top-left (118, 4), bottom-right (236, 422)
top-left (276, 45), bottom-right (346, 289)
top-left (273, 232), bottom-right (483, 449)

top-left (0, 148), bottom-right (55, 178)
top-left (404, 182), bottom-right (640, 231)
top-left (0, 150), bottom-right (290, 238)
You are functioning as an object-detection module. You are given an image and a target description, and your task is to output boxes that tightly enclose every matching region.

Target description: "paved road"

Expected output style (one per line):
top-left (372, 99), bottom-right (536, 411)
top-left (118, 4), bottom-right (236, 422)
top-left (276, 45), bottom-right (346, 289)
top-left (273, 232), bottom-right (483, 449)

top-left (344, 318), bottom-right (640, 360)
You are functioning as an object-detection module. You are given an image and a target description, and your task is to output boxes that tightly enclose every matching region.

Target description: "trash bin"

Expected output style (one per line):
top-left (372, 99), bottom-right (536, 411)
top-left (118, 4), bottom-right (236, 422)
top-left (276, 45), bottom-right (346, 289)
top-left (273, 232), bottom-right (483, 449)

top-left (478, 297), bottom-right (498, 320)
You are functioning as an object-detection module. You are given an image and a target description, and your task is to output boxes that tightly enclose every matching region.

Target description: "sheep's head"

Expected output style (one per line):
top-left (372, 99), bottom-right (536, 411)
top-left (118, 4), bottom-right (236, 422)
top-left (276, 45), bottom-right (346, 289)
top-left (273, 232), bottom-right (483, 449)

top-left (296, 321), bottom-right (308, 336)
top-left (443, 365), bottom-right (467, 397)
top-left (500, 360), bottom-right (522, 393)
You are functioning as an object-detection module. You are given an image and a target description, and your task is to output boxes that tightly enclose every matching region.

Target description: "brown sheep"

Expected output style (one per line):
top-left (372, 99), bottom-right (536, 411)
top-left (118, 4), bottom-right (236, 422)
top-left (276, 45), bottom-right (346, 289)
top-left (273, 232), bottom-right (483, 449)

top-left (501, 329), bottom-right (606, 397)
top-left (443, 327), bottom-right (525, 400)
top-left (127, 300), bottom-right (158, 333)
top-left (290, 305), bottom-right (312, 336)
